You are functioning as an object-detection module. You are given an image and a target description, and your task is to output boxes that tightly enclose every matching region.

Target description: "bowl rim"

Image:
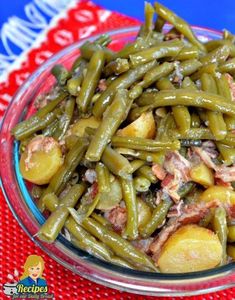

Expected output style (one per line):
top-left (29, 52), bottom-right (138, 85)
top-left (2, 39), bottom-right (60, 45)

top-left (1, 25), bottom-right (235, 295)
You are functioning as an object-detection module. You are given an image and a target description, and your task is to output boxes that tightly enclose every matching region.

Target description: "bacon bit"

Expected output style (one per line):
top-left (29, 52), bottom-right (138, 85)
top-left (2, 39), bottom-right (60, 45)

top-left (164, 33), bottom-right (184, 41)
top-left (215, 165), bottom-right (235, 183)
top-left (152, 164), bottom-right (166, 180)
top-left (167, 200), bottom-right (184, 218)
top-left (150, 200), bottom-right (220, 262)
top-left (225, 73), bottom-right (235, 101)
top-left (24, 136), bottom-right (59, 170)
top-left (132, 238), bottom-right (153, 254)
top-left (192, 146), bottom-right (217, 170)
top-left (98, 79), bottom-right (107, 92)
top-left (105, 206), bottom-right (127, 233)
top-left (90, 182), bottom-right (98, 199)
top-left (215, 177), bottom-right (233, 188)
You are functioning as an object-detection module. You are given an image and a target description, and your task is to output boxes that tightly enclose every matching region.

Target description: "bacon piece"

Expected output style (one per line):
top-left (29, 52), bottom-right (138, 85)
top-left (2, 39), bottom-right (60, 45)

top-left (215, 165), bottom-right (235, 183)
top-left (98, 79), bottom-right (107, 92)
top-left (131, 238), bottom-right (153, 254)
top-left (192, 146), bottom-right (217, 170)
top-left (152, 164), bottom-right (166, 180)
top-left (150, 201), bottom-right (219, 262)
top-left (225, 73), bottom-right (235, 101)
top-left (104, 206), bottom-right (127, 233)
top-left (167, 200), bottom-right (184, 218)
top-left (215, 178), bottom-right (233, 188)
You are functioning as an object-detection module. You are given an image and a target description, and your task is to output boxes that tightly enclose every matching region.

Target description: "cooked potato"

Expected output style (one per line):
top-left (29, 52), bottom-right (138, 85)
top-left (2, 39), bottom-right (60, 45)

top-left (71, 116), bottom-right (100, 137)
top-left (158, 225), bottom-right (222, 273)
top-left (228, 225), bottom-right (235, 242)
top-left (199, 186), bottom-right (235, 205)
top-left (20, 136), bottom-right (63, 185)
top-left (190, 162), bottom-right (214, 187)
top-left (117, 112), bottom-right (156, 139)
top-left (137, 197), bottom-right (152, 229)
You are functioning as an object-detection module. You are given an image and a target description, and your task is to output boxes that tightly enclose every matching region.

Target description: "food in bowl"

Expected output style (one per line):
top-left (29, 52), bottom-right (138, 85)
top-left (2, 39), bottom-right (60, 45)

top-left (11, 2), bottom-right (235, 273)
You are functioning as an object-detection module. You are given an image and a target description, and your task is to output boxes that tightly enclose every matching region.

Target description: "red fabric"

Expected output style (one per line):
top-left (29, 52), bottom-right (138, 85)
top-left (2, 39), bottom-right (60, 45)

top-left (0, 1), bottom-right (235, 299)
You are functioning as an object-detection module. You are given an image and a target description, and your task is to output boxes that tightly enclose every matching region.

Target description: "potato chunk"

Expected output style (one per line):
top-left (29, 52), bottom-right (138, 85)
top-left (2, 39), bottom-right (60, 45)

top-left (117, 112), bottom-right (156, 139)
top-left (71, 116), bottom-right (100, 137)
top-left (20, 136), bottom-right (63, 185)
top-left (200, 186), bottom-right (235, 205)
top-left (137, 197), bottom-right (152, 229)
top-left (190, 162), bottom-right (214, 187)
top-left (158, 225), bottom-right (222, 273)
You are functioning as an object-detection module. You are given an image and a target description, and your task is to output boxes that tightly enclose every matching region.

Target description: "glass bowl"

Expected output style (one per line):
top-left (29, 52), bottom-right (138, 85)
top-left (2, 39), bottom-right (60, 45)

top-left (1, 26), bottom-right (235, 297)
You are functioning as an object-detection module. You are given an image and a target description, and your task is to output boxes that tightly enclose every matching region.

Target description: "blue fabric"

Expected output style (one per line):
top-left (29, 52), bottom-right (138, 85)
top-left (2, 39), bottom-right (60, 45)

top-left (18, 276), bottom-right (47, 287)
top-left (95, 0), bottom-right (235, 31)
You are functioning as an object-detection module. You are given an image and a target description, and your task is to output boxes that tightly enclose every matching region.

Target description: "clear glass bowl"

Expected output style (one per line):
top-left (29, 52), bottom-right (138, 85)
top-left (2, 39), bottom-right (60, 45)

top-left (1, 26), bottom-right (235, 296)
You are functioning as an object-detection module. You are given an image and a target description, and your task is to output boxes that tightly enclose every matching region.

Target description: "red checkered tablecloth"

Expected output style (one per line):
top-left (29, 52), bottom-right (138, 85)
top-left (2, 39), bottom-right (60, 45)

top-left (0, 1), bottom-right (235, 299)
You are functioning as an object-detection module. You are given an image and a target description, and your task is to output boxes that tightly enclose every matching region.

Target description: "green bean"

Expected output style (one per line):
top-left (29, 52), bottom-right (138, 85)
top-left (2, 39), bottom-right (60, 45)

top-left (182, 76), bottom-right (198, 90)
top-left (104, 58), bottom-right (129, 76)
top-left (39, 138), bottom-right (89, 211)
top-left (43, 192), bottom-right (59, 212)
top-left (216, 142), bottom-right (235, 165)
top-left (74, 192), bottom-right (100, 223)
top-left (154, 16), bottom-right (165, 32)
top-left (133, 176), bottom-right (151, 192)
top-left (139, 197), bottom-right (172, 238)
top-left (130, 160), bottom-right (146, 173)
top-left (111, 38), bottom-right (147, 61)
top-left (92, 213), bottom-right (111, 227)
top-left (116, 148), bottom-right (165, 164)
top-left (53, 97), bottom-right (75, 140)
top-left (129, 40), bottom-right (184, 67)
top-left (120, 177), bottom-right (138, 240)
top-left (128, 85), bottom-right (143, 100)
top-left (157, 113), bottom-right (176, 140)
top-left (156, 77), bottom-right (175, 90)
top-left (12, 91), bottom-right (68, 140)
top-left (96, 162), bottom-right (110, 193)
top-left (111, 136), bottom-right (180, 152)
top-left (178, 182), bottom-right (195, 198)
top-left (42, 119), bottom-right (59, 137)
top-left (138, 2), bottom-right (155, 37)
top-left (175, 46), bottom-right (199, 60)
top-left (218, 58), bottom-right (235, 74)
top-left (169, 128), bottom-right (214, 140)
top-left (200, 73), bottom-right (227, 140)
top-left (223, 29), bottom-right (235, 43)
top-left (205, 40), bottom-right (235, 57)
top-left (69, 212), bottom-right (157, 271)
top-left (80, 42), bottom-right (114, 61)
top-left (212, 207), bottom-right (227, 265)
top-left (154, 2), bottom-right (206, 52)
top-left (221, 132), bottom-right (235, 147)
top-left (66, 216), bottom-right (134, 268)
top-left (101, 145), bottom-right (132, 178)
top-left (38, 184), bottom-right (86, 242)
top-left (191, 63), bottom-right (217, 81)
top-left (77, 50), bottom-right (105, 113)
top-left (92, 61), bottom-right (156, 118)
top-left (136, 165), bottom-right (157, 184)
top-left (200, 45), bottom-right (230, 65)
top-left (179, 59), bottom-right (202, 76)
top-left (86, 89), bottom-right (129, 161)
top-left (51, 64), bottom-right (70, 85)
top-left (67, 71), bottom-right (84, 96)
top-left (134, 90), bottom-right (235, 117)
top-left (172, 105), bottom-right (191, 134)
top-left (71, 56), bottom-right (84, 73)
top-left (191, 113), bottom-right (201, 128)
top-left (94, 34), bottom-right (112, 47)
top-left (199, 209), bottom-right (214, 227)
top-left (31, 185), bottom-right (43, 199)
top-left (139, 62), bottom-right (175, 88)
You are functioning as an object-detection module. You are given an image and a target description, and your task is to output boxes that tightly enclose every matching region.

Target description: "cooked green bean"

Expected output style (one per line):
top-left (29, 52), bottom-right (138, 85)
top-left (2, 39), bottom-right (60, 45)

top-left (175, 46), bottom-right (199, 60)
top-left (43, 192), bottom-right (59, 212)
top-left (129, 40), bottom-right (184, 67)
top-left (201, 73), bottom-right (227, 140)
top-left (216, 142), bottom-right (235, 165)
top-left (38, 183), bottom-right (85, 242)
top-left (156, 77), bottom-right (175, 90)
top-left (154, 2), bottom-right (206, 52)
top-left (154, 16), bottom-right (165, 32)
top-left (74, 192), bottom-right (100, 223)
top-left (86, 89), bottom-right (129, 161)
top-left (104, 58), bottom-right (129, 76)
top-left (42, 119), bottom-right (59, 137)
top-left (212, 207), bottom-right (227, 265)
top-left (178, 182), bottom-right (195, 198)
top-left (51, 64), bottom-right (70, 85)
top-left (116, 148), bottom-right (165, 164)
top-left (140, 197), bottom-right (172, 238)
top-left (80, 41), bottom-right (114, 61)
top-left (53, 97), bottom-right (75, 140)
top-left (92, 213), bottom-right (111, 227)
top-left (218, 58), bottom-right (235, 74)
top-left (67, 60), bottom-right (87, 95)
top-left (69, 212), bottom-right (157, 271)
top-left (95, 162), bottom-right (110, 193)
top-left (205, 40), bottom-right (235, 57)
top-left (180, 59), bottom-right (202, 76)
top-left (182, 76), bottom-right (198, 90)
top-left (130, 160), bottom-right (146, 173)
top-left (92, 61), bottom-right (156, 118)
top-left (101, 145), bottom-right (132, 178)
top-left (172, 105), bottom-right (191, 134)
top-left (77, 50), bottom-right (105, 112)
top-left (39, 138), bottom-right (88, 211)
top-left (191, 63), bottom-right (217, 81)
top-left (136, 165), bottom-right (158, 184)
top-left (169, 128), bottom-right (214, 140)
top-left (191, 113), bottom-right (201, 128)
top-left (138, 2), bottom-right (155, 37)
top-left (12, 91), bottom-right (68, 140)
top-left (200, 45), bottom-right (230, 65)
top-left (120, 177), bottom-right (138, 240)
top-left (133, 176), bottom-right (151, 192)
top-left (134, 90), bottom-right (235, 117)
top-left (111, 136), bottom-right (180, 152)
